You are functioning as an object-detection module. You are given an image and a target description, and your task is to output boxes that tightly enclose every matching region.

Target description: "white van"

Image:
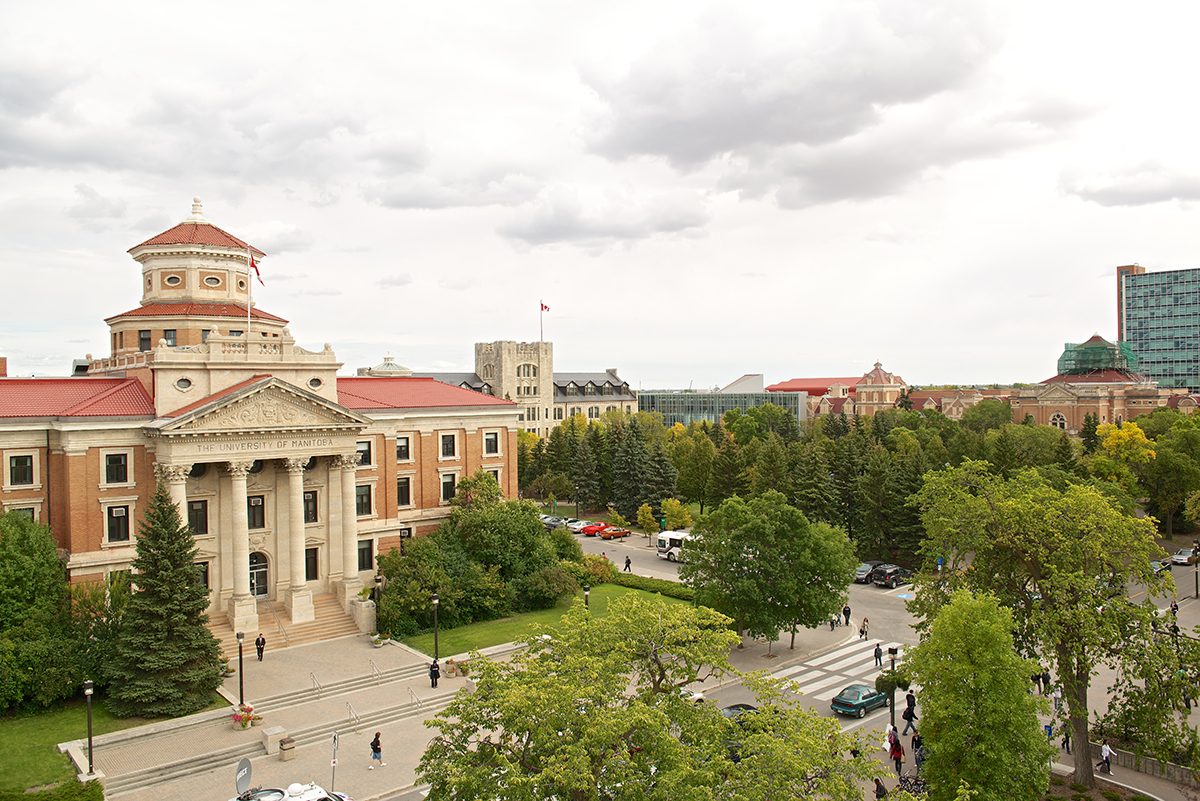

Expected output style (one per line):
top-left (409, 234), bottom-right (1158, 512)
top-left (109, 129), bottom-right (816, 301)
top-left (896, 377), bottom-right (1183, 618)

top-left (656, 531), bottom-right (692, 562)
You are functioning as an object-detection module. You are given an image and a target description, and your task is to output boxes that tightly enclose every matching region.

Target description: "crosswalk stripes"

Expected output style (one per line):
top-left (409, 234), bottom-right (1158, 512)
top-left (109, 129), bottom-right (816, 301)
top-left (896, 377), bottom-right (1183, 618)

top-left (769, 638), bottom-right (905, 701)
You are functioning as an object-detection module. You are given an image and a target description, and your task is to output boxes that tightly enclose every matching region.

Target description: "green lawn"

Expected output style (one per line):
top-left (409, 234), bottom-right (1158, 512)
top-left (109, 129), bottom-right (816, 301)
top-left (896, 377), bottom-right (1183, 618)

top-left (402, 584), bottom-right (686, 657)
top-left (0, 693), bottom-right (226, 793)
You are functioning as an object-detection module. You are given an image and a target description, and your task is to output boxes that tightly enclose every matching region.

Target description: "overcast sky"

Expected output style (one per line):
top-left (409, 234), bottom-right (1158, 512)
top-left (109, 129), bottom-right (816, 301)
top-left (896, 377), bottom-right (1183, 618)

top-left (2, 1), bottom-right (1198, 388)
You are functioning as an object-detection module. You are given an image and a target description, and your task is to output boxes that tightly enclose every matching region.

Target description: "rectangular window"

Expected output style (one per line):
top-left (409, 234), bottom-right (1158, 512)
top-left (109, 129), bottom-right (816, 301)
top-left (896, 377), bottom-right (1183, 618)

top-left (163, 329), bottom-right (177, 347)
top-left (357, 539), bottom-right (374, 572)
top-left (355, 485), bottom-right (372, 516)
top-left (9, 455), bottom-right (34, 486)
top-left (554, 407), bottom-right (563, 420)
top-left (395, 436), bottom-right (410, 461)
top-left (195, 561), bottom-right (210, 588)
top-left (118, 331), bottom-right (124, 349)
top-left (305, 547), bottom-right (319, 581)
top-left (356, 440), bottom-right (373, 466)
top-left (105, 453), bottom-right (129, 484)
top-left (488, 469), bottom-right (501, 484)
top-left (484, 432), bottom-right (499, 455)
top-left (187, 500), bottom-right (209, 535)
top-left (107, 506), bottom-right (130, 542)
top-left (441, 473), bottom-right (456, 503)
top-left (247, 495), bottom-right (265, 529)
top-left (440, 434), bottom-right (456, 458)
top-left (201, 329), bottom-right (211, 343)
top-left (303, 490), bottom-right (318, 523)
top-left (138, 330), bottom-right (151, 352)
top-left (12, 507), bottom-right (34, 521)
top-left (229, 329), bottom-right (244, 337)
top-left (396, 476), bottom-right (411, 507)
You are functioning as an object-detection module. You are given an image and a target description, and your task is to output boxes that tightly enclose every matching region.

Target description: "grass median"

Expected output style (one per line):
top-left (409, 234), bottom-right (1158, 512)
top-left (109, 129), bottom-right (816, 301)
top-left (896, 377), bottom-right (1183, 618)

top-left (401, 584), bottom-right (687, 657)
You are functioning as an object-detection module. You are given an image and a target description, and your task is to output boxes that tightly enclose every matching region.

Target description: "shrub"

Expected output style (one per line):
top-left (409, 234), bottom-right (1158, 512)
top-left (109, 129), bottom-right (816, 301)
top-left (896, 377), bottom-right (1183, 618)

top-left (1101, 791), bottom-right (1122, 801)
top-left (584, 554), bottom-right (617, 585)
top-left (610, 572), bottom-right (694, 601)
top-left (550, 527), bottom-right (583, 562)
top-left (517, 566), bottom-right (579, 610)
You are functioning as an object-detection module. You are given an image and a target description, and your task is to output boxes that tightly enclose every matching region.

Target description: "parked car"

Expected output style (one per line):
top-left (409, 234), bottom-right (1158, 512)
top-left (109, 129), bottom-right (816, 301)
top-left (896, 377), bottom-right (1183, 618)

top-left (873, 565), bottom-right (912, 589)
top-left (567, 520), bottom-right (593, 532)
top-left (229, 784), bottom-right (353, 801)
top-left (830, 684), bottom-right (889, 719)
top-left (600, 526), bottom-right (631, 540)
top-left (581, 522), bottom-right (610, 537)
top-left (854, 561), bottom-right (884, 583)
top-left (542, 516), bottom-right (566, 531)
top-left (1151, 558), bottom-right (1170, 576)
top-left (1172, 548), bottom-right (1197, 566)
top-left (720, 703), bottom-right (759, 763)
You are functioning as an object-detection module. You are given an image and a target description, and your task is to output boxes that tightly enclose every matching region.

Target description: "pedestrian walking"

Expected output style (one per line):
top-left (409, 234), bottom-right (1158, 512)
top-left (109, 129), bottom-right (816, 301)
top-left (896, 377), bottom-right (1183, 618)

top-left (889, 737), bottom-right (905, 776)
top-left (912, 731), bottom-right (925, 773)
top-left (843, 604), bottom-right (851, 626)
top-left (905, 690), bottom-right (916, 712)
top-left (1171, 600), bottom-right (1180, 617)
top-left (830, 615), bottom-right (837, 631)
top-left (429, 660), bottom-right (441, 689)
top-left (255, 633), bottom-right (266, 661)
top-left (369, 732), bottom-right (386, 769)
top-left (623, 556), bottom-right (632, 573)
top-left (1098, 740), bottom-right (1113, 774)
top-left (885, 724), bottom-right (897, 751)
top-left (1052, 685), bottom-right (1062, 712)
top-left (874, 644), bottom-right (883, 667)
top-left (1041, 669), bottom-right (1051, 696)
top-left (1031, 671), bottom-right (1043, 694)
top-left (901, 703), bottom-right (918, 735)
top-left (1060, 723), bottom-right (1071, 755)
top-left (874, 778), bottom-right (888, 799)
top-left (860, 618), bottom-right (870, 640)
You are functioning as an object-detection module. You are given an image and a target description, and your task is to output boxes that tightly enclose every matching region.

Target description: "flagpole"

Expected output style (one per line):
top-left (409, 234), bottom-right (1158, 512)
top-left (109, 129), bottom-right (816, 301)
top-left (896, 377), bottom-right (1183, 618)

top-left (246, 248), bottom-right (252, 360)
top-left (539, 300), bottom-right (543, 343)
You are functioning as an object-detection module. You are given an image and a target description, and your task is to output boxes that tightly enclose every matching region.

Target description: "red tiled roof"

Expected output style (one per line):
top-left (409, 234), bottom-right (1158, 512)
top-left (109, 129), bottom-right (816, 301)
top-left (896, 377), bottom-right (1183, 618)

top-left (0, 378), bottom-right (154, 418)
top-left (162, 375), bottom-right (271, 418)
top-left (767, 377), bottom-right (861, 395)
top-left (131, 222), bottom-right (264, 256)
top-left (1041, 369), bottom-right (1147, 384)
top-left (337, 377), bottom-right (516, 410)
top-left (105, 302), bottom-right (287, 324)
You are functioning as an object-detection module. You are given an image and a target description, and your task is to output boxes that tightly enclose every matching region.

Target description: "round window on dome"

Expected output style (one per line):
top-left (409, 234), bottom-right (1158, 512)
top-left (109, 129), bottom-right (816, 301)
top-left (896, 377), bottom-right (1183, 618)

top-left (308, 378), bottom-right (323, 389)
top-left (204, 276), bottom-right (221, 287)
top-left (175, 378), bottom-right (193, 391)
top-left (165, 275), bottom-right (182, 286)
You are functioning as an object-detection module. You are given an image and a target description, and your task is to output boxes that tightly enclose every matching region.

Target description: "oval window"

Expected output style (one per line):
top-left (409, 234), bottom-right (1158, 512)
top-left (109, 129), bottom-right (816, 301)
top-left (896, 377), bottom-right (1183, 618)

top-left (175, 378), bottom-right (192, 390)
top-left (204, 276), bottom-right (221, 287)
top-left (165, 275), bottom-right (182, 286)
top-left (238, 280), bottom-right (246, 290)
top-left (189, 463), bottom-right (208, 479)
top-left (308, 378), bottom-right (323, 389)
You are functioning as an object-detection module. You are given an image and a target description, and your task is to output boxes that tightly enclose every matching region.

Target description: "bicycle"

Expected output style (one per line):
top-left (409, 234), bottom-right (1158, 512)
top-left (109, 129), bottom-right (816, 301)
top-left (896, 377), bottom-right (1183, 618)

top-left (898, 770), bottom-right (928, 795)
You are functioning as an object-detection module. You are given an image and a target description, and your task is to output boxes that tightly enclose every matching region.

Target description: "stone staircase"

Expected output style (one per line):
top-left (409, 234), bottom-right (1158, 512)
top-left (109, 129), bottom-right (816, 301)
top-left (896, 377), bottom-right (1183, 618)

top-left (208, 593), bottom-right (361, 660)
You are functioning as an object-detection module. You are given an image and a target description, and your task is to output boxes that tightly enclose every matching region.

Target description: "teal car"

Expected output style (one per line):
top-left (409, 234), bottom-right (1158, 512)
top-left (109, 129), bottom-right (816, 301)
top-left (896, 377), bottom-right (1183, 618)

top-left (830, 683), bottom-right (888, 718)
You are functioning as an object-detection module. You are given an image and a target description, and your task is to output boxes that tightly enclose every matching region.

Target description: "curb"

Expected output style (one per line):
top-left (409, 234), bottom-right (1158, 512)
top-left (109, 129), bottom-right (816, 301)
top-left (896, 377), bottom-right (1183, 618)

top-left (1052, 762), bottom-right (1166, 801)
top-left (361, 782), bottom-right (428, 801)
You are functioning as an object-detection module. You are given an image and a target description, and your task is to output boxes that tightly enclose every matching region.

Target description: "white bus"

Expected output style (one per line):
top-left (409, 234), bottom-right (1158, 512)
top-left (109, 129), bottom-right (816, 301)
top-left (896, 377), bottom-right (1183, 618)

top-left (656, 531), bottom-right (693, 562)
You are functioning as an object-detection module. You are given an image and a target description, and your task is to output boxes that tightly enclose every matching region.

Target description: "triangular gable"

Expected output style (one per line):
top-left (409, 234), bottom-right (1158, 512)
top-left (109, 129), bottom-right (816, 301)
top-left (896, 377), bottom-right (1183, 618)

top-left (155, 378), bottom-right (368, 435)
top-left (1036, 384), bottom-right (1079, 402)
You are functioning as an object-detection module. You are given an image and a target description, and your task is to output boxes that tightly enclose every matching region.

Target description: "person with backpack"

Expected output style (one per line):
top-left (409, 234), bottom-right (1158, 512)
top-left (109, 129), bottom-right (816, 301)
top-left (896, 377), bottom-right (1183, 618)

top-left (889, 736), bottom-right (905, 775)
top-left (901, 703), bottom-right (918, 735)
top-left (368, 732), bottom-right (386, 769)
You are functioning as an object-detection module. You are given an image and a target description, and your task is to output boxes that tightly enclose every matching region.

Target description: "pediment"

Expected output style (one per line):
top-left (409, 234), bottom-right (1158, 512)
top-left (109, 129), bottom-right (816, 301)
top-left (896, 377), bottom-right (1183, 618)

top-left (1037, 384), bottom-right (1078, 401)
top-left (157, 379), bottom-right (367, 435)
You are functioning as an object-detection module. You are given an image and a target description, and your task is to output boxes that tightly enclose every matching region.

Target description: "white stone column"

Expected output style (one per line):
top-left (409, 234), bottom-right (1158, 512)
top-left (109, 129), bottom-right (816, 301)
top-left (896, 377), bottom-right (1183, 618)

top-left (155, 463), bottom-right (191, 520)
top-left (225, 460), bottom-right (258, 632)
top-left (282, 458), bottom-right (315, 623)
top-left (336, 454), bottom-right (363, 607)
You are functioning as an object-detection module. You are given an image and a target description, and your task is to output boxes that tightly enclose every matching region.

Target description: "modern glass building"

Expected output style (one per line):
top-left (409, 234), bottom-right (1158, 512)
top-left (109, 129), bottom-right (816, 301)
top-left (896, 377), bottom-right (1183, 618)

top-left (638, 390), bottom-right (807, 427)
top-left (1118, 265), bottom-right (1200, 391)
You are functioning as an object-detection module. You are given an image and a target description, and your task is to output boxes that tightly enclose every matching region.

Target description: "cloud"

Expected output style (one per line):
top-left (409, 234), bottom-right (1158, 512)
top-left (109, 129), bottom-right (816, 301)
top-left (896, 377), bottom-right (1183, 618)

top-left (130, 211), bottom-right (171, 232)
top-left (437, 276), bottom-right (475, 291)
top-left (68, 184), bottom-right (126, 223)
top-left (499, 187), bottom-right (710, 249)
top-left (1064, 163), bottom-right (1200, 206)
top-left (245, 222), bottom-right (314, 254)
top-left (377, 273), bottom-right (413, 288)
top-left (586, 2), bottom-right (998, 168)
top-left (365, 172), bottom-right (540, 210)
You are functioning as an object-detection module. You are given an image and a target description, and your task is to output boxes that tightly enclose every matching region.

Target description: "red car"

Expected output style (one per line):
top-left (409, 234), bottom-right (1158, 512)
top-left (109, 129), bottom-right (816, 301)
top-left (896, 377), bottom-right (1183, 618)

top-left (600, 526), bottom-right (631, 540)
top-left (581, 522), bottom-right (609, 537)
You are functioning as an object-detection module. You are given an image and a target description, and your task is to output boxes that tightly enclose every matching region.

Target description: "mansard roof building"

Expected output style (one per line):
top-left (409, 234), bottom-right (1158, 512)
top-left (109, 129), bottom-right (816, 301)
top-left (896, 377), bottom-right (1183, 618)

top-left (0, 199), bottom-right (519, 640)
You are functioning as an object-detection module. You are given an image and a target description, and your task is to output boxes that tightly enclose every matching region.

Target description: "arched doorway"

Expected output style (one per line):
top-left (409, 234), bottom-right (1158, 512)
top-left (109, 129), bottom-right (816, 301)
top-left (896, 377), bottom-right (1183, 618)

top-left (249, 552), bottom-right (269, 598)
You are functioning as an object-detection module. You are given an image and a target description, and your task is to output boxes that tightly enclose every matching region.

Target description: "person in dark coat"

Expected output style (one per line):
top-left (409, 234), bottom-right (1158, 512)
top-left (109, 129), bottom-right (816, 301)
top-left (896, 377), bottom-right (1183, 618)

top-left (843, 604), bottom-right (852, 626)
top-left (255, 633), bottom-right (266, 661)
top-left (874, 778), bottom-right (888, 798)
top-left (905, 690), bottom-right (916, 711)
top-left (624, 556), bottom-right (632, 573)
top-left (1041, 669), bottom-right (1052, 696)
top-left (874, 644), bottom-right (883, 667)
top-left (369, 732), bottom-right (386, 769)
top-left (901, 703), bottom-right (918, 735)
top-left (889, 738), bottom-right (905, 775)
top-left (429, 660), bottom-right (441, 688)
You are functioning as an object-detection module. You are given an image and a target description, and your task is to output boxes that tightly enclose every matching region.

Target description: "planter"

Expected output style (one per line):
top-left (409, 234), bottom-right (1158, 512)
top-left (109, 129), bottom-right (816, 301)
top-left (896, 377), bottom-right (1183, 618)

top-left (445, 660), bottom-right (459, 677)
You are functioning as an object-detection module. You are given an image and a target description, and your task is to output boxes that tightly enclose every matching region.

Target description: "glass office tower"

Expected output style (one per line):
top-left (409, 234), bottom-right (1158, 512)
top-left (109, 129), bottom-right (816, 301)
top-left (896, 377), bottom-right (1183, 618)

top-left (638, 391), bottom-right (807, 427)
top-left (1119, 266), bottom-right (1200, 391)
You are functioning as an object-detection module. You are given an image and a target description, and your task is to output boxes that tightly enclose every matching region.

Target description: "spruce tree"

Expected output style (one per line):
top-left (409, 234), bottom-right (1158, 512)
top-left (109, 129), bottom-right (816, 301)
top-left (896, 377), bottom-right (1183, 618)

top-left (571, 435), bottom-right (601, 514)
top-left (749, 432), bottom-right (789, 497)
top-left (1081, 413), bottom-right (1100, 454)
top-left (646, 442), bottom-right (679, 515)
top-left (586, 424), bottom-right (612, 508)
top-left (707, 436), bottom-right (746, 507)
top-left (856, 445), bottom-right (896, 557)
top-left (106, 483), bottom-right (222, 717)
top-left (791, 443), bottom-right (837, 525)
top-left (885, 452), bottom-right (926, 561)
top-left (1054, 431), bottom-right (1078, 473)
top-left (707, 418), bottom-right (727, 448)
top-left (830, 432), bottom-right (864, 540)
top-left (611, 420), bottom-right (649, 519)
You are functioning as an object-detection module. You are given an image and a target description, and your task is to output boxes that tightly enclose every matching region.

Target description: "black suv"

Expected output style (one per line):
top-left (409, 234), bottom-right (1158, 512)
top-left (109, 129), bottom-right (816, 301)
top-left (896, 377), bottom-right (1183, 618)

top-left (872, 565), bottom-right (912, 589)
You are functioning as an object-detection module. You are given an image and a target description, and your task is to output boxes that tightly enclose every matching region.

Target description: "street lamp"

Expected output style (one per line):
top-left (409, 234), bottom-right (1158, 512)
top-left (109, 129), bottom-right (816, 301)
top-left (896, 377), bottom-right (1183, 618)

top-left (887, 646), bottom-right (899, 729)
top-left (431, 593), bottom-right (440, 661)
top-left (374, 575), bottom-right (382, 603)
top-left (584, 585), bottom-right (590, 609)
top-left (235, 631), bottom-right (245, 706)
top-left (1192, 540), bottom-right (1198, 600)
top-left (82, 679), bottom-right (94, 776)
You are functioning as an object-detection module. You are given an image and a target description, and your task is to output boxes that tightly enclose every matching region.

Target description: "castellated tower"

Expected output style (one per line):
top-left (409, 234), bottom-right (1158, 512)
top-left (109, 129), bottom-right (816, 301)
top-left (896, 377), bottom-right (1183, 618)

top-left (475, 341), bottom-right (554, 424)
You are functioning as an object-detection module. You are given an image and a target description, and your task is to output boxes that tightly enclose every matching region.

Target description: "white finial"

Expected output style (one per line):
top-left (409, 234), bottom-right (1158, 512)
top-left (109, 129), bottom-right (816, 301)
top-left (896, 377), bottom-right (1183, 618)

top-left (187, 197), bottom-right (207, 223)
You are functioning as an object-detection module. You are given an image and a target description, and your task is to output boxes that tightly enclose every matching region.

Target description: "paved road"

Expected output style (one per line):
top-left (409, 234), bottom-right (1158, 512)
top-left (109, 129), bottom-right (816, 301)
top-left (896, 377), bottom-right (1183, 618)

top-left (573, 527), bottom-right (681, 580)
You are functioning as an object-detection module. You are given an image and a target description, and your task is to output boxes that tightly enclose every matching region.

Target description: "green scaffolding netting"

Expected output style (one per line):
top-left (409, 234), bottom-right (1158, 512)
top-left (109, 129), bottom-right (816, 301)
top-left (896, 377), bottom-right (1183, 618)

top-left (1056, 338), bottom-right (1140, 374)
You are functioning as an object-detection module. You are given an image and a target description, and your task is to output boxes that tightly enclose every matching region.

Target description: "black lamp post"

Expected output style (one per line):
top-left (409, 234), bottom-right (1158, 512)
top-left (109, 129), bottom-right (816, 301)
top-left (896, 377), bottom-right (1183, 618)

top-left (235, 631), bottom-right (245, 706)
top-left (432, 593), bottom-right (440, 661)
top-left (374, 575), bottom-right (382, 603)
top-left (83, 679), bottom-right (94, 776)
top-left (887, 646), bottom-right (899, 729)
top-left (1192, 540), bottom-right (1198, 600)
top-left (584, 585), bottom-right (590, 609)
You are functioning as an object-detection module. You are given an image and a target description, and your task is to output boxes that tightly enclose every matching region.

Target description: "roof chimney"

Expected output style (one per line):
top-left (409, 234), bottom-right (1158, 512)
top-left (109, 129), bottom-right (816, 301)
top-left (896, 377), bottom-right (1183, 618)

top-left (0, 356), bottom-right (6, 377)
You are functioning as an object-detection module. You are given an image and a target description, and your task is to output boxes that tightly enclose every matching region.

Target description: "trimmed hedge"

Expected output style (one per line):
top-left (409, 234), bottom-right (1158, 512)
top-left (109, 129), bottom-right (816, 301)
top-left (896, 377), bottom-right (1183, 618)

top-left (0, 781), bottom-right (105, 801)
top-left (611, 572), bottom-right (695, 601)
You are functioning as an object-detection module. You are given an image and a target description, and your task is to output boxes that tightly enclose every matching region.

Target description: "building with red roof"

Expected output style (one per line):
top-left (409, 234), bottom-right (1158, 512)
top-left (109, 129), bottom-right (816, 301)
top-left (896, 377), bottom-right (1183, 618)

top-left (0, 199), bottom-right (519, 639)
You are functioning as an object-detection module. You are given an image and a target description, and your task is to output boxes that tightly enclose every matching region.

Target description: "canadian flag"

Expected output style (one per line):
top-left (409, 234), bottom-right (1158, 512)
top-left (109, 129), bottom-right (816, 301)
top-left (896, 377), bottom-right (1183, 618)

top-left (540, 303), bottom-right (550, 312)
top-left (249, 255), bottom-right (264, 286)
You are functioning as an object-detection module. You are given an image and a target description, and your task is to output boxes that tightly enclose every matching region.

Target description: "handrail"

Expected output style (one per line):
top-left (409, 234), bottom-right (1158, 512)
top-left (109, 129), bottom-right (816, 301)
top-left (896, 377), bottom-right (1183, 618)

top-left (407, 687), bottom-right (423, 708)
top-left (368, 659), bottom-right (384, 685)
top-left (274, 610), bottom-right (290, 648)
top-left (310, 672), bottom-right (323, 696)
top-left (347, 702), bottom-right (363, 732)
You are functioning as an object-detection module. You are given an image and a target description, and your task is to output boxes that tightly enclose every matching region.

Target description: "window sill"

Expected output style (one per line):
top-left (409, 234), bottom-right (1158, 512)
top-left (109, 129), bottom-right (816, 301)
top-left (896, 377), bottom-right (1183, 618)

top-left (100, 482), bottom-right (136, 491)
top-left (101, 539), bottom-right (134, 549)
top-left (2, 483), bottom-right (40, 492)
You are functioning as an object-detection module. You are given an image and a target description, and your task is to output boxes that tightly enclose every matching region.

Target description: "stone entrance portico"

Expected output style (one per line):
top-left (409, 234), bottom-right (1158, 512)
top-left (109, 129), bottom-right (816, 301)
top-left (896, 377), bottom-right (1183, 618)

top-left (149, 377), bottom-right (369, 631)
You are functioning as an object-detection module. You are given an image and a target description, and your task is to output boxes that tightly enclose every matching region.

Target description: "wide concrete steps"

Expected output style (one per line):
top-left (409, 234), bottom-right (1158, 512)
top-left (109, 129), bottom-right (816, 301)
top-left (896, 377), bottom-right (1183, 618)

top-left (253, 662), bottom-right (430, 713)
top-left (102, 692), bottom-right (456, 797)
top-left (207, 594), bottom-right (360, 660)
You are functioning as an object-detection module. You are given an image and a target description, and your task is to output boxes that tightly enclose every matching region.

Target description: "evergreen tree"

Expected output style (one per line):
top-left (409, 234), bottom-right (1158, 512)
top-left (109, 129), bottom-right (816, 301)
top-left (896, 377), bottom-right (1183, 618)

top-left (897, 388), bottom-right (914, 410)
top-left (645, 442), bottom-right (679, 516)
top-left (824, 412), bottom-right (850, 439)
top-left (830, 432), bottom-right (865, 540)
top-left (886, 451), bottom-right (926, 561)
top-left (675, 431), bottom-right (716, 513)
top-left (516, 436), bottom-right (533, 492)
top-left (856, 445), bottom-right (896, 557)
top-left (1054, 431), bottom-right (1078, 473)
top-left (1081, 412), bottom-right (1100, 454)
top-left (106, 483), bottom-right (222, 717)
top-left (571, 435), bottom-right (601, 514)
top-left (611, 420), bottom-right (649, 519)
top-left (790, 443), bottom-right (837, 525)
top-left (707, 417), bottom-right (727, 448)
top-left (585, 424), bottom-right (612, 508)
top-left (749, 432), bottom-right (790, 497)
top-left (707, 436), bottom-right (746, 507)
top-left (1022, 413), bottom-right (1036, 425)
